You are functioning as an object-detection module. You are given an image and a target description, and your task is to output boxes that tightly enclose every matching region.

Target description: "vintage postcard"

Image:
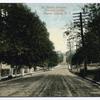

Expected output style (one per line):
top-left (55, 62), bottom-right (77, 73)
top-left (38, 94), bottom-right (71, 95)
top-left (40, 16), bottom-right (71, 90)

top-left (0, 0), bottom-right (100, 99)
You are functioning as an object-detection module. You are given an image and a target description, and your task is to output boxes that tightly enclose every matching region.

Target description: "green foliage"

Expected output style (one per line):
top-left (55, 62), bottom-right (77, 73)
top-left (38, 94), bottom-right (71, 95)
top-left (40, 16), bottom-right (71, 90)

top-left (66, 50), bottom-right (75, 64)
top-left (0, 3), bottom-right (57, 68)
top-left (71, 47), bottom-right (84, 65)
top-left (57, 52), bottom-right (64, 63)
top-left (48, 51), bottom-right (59, 68)
top-left (83, 4), bottom-right (100, 63)
top-left (72, 3), bottom-right (100, 65)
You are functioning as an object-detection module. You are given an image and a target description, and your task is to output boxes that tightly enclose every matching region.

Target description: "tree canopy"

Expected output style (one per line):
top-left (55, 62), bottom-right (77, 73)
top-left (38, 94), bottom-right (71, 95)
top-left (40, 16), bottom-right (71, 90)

top-left (71, 3), bottom-right (100, 65)
top-left (0, 3), bottom-right (59, 68)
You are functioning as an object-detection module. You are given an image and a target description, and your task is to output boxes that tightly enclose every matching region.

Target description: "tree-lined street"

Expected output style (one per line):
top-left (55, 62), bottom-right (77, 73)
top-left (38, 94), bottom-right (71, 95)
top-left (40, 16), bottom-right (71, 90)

top-left (0, 64), bottom-right (100, 97)
top-left (0, 3), bottom-right (100, 97)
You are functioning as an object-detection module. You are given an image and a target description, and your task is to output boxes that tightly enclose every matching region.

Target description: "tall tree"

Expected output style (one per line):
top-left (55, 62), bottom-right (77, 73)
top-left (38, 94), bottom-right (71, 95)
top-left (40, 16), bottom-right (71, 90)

top-left (0, 3), bottom-right (57, 71)
top-left (72, 3), bottom-right (100, 65)
top-left (83, 4), bottom-right (100, 63)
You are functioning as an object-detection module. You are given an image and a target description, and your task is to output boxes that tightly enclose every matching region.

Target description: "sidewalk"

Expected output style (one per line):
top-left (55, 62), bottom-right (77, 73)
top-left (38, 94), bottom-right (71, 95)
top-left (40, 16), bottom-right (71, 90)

top-left (70, 66), bottom-right (100, 85)
top-left (0, 73), bottom-right (22, 82)
top-left (0, 69), bottom-right (50, 83)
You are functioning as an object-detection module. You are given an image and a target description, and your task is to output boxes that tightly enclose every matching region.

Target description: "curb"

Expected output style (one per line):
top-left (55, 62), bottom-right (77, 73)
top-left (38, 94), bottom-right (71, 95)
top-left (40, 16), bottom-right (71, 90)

top-left (84, 77), bottom-right (100, 85)
top-left (0, 76), bottom-right (22, 84)
top-left (70, 70), bottom-right (100, 86)
top-left (0, 70), bottom-right (47, 84)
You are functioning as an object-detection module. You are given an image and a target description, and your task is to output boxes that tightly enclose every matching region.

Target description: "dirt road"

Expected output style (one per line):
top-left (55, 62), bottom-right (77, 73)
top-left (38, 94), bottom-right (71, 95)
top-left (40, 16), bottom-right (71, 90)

top-left (0, 64), bottom-right (100, 97)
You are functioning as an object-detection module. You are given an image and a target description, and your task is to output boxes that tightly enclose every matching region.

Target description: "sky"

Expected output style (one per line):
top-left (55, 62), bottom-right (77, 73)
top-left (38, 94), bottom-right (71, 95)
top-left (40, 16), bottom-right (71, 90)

top-left (26, 3), bottom-right (84, 53)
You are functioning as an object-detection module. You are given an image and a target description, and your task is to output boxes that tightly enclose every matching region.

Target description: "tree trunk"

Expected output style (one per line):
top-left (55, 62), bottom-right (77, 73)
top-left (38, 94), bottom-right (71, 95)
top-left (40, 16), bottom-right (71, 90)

top-left (29, 68), bottom-right (33, 76)
top-left (0, 63), bottom-right (2, 80)
top-left (21, 68), bottom-right (25, 76)
top-left (34, 66), bottom-right (37, 71)
top-left (14, 66), bottom-right (18, 76)
top-left (9, 68), bottom-right (14, 77)
top-left (26, 68), bottom-right (29, 73)
top-left (84, 57), bottom-right (88, 76)
top-left (76, 64), bottom-right (78, 72)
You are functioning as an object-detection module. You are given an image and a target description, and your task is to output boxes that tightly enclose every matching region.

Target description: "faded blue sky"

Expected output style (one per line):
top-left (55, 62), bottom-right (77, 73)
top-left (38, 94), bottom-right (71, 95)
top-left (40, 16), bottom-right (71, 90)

top-left (26, 3), bottom-right (84, 53)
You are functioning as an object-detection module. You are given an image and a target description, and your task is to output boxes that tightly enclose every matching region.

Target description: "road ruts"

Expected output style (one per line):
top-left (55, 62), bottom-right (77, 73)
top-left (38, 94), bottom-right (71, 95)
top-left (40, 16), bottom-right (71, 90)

top-left (0, 64), bottom-right (100, 96)
top-left (0, 75), bottom-right (45, 96)
top-left (8, 75), bottom-right (46, 96)
top-left (32, 75), bottom-right (100, 97)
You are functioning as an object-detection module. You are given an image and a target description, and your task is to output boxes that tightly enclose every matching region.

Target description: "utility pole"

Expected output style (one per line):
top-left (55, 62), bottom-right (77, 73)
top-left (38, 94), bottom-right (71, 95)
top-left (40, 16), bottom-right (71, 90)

top-left (73, 12), bottom-right (88, 75)
top-left (80, 12), bottom-right (85, 47)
